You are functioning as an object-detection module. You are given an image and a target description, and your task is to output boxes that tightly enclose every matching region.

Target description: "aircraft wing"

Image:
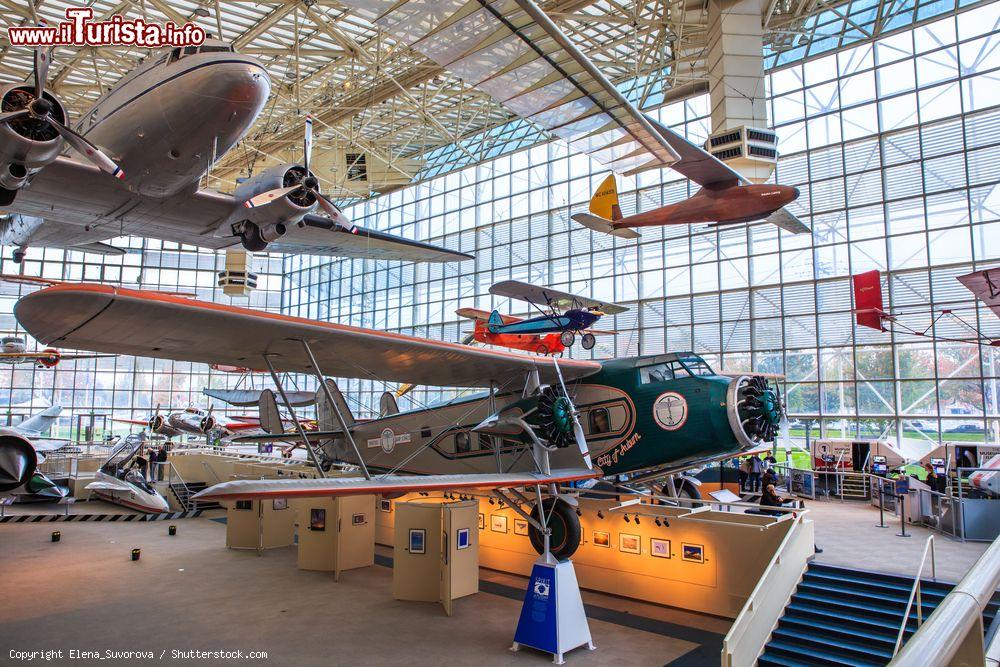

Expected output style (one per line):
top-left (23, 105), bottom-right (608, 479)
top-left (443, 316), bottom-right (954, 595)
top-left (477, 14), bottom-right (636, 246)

top-left (765, 208), bottom-right (811, 235)
top-left (112, 418), bottom-right (151, 426)
top-left (15, 284), bottom-right (603, 389)
top-left (10, 157), bottom-right (470, 263)
top-left (203, 388), bottom-right (316, 407)
top-left (644, 116), bottom-right (747, 188)
top-left (231, 430), bottom-right (343, 444)
top-left (489, 280), bottom-right (629, 314)
top-left (455, 307), bottom-right (523, 324)
top-left (336, 0), bottom-right (679, 175)
top-left (191, 468), bottom-right (598, 502)
top-left (957, 267), bottom-right (1000, 319)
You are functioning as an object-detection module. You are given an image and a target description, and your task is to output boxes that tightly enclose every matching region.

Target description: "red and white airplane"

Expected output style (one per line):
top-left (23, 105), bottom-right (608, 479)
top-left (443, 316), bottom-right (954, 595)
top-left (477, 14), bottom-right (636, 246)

top-left (0, 335), bottom-right (112, 368)
top-left (114, 405), bottom-right (268, 439)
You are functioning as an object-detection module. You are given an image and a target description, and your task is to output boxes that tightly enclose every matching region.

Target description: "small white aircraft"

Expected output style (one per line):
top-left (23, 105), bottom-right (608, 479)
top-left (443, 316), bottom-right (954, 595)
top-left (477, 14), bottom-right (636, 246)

top-left (0, 335), bottom-right (112, 368)
top-left (84, 435), bottom-right (169, 513)
top-left (114, 404), bottom-right (266, 440)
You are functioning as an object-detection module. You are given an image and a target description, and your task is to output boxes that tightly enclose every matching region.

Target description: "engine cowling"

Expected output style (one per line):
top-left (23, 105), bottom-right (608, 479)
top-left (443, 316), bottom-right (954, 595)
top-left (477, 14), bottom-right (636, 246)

top-left (232, 163), bottom-right (318, 250)
top-left (36, 348), bottom-right (60, 368)
top-left (0, 429), bottom-right (37, 492)
top-left (0, 84), bottom-right (67, 191)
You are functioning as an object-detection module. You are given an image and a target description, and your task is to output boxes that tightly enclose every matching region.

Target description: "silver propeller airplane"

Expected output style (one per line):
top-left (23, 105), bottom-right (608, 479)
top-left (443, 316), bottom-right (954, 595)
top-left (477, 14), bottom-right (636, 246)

top-left (0, 40), bottom-right (470, 264)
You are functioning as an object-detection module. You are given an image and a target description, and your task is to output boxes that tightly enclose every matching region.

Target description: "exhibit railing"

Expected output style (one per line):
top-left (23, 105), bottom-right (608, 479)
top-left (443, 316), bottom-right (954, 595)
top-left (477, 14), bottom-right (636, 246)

top-left (890, 533), bottom-right (1000, 666)
top-left (893, 535), bottom-right (937, 655)
top-left (720, 511), bottom-right (815, 667)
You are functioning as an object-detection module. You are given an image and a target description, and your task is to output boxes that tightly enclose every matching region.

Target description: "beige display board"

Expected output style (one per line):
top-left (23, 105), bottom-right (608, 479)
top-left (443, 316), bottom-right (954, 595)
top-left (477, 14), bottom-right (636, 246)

top-left (392, 499), bottom-right (479, 616)
top-left (378, 495), bottom-right (810, 618)
top-left (225, 498), bottom-right (295, 552)
top-left (291, 495), bottom-right (375, 580)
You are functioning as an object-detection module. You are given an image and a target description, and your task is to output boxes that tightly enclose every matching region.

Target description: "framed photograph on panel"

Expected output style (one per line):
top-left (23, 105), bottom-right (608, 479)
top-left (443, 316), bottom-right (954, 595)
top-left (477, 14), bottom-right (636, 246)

top-left (682, 543), bottom-right (705, 563)
top-left (650, 538), bottom-right (671, 558)
top-left (457, 528), bottom-right (471, 550)
top-left (379, 498), bottom-right (392, 512)
top-left (409, 528), bottom-right (426, 554)
top-left (619, 533), bottom-right (641, 554)
top-left (272, 498), bottom-right (288, 511)
top-left (352, 513), bottom-right (367, 526)
top-left (490, 514), bottom-right (508, 533)
top-left (514, 519), bottom-right (529, 536)
top-left (235, 499), bottom-right (252, 511)
top-left (309, 508), bottom-right (326, 531)
top-left (478, 513), bottom-right (485, 529)
top-left (592, 531), bottom-right (611, 548)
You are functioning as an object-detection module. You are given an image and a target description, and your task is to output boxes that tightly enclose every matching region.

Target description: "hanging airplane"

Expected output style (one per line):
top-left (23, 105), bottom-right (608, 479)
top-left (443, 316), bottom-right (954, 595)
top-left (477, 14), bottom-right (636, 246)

top-left (0, 335), bottom-right (113, 367)
top-left (852, 267), bottom-right (1000, 346)
top-left (12, 282), bottom-right (785, 558)
top-left (456, 308), bottom-right (568, 356)
top-left (572, 118), bottom-right (810, 239)
top-left (0, 41), bottom-right (470, 264)
top-left (473, 280), bottom-right (627, 351)
top-left (113, 405), bottom-right (263, 439)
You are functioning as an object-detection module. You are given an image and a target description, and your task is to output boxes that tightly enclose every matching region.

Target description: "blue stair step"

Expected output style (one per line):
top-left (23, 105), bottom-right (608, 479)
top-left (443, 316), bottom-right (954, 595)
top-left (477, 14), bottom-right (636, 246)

top-left (792, 591), bottom-right (934, 624)
top-left (778, 615), bottom-right (898, 650)
top-left (771, 627), bottom-right (895, 663)
top-left (762, 638), bottom-right (884, 667)
top-left (797, 581), bottom-right (942, 613)
top-left (806, 568), bottom-right (952, 596)
top-left (785, 601), bottom-right (917, 636)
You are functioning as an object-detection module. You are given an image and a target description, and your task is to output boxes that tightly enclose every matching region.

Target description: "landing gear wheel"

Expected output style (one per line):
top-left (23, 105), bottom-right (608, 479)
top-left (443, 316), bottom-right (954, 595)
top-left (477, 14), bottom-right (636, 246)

top-left (12, 249), bottom-right (25, 264)
top-left (536, 344), bottom-right (549, 356)
top-left (528, 497), bottom-right (581, 560)
top-left (239, 223), bottom-right (268, 252)
top-left (559, 330), bottom-right (575, 348)
top-left (581, 333), bottom-right (596, 350)
top-left (662, 478), bottom-right (703, 508)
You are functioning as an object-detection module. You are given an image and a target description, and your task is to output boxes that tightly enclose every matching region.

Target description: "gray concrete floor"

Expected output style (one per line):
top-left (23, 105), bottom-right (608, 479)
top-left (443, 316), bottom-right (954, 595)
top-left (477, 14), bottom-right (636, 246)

top-left (0, 518), bottom-right (725, 666)
top-left (807, 499), bottom-right (989, 582)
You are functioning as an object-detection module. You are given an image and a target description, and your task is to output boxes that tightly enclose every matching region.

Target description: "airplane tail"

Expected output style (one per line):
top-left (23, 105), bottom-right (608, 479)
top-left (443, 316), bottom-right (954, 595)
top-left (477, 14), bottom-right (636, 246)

top-left (487, 310), bottom-right (504, 328)
top-left (589, 174), bottom-right (623, 221)
top-left (316, 379), bottom-right (355, 431)
top-left (17, 405), bottom-right (61, 436)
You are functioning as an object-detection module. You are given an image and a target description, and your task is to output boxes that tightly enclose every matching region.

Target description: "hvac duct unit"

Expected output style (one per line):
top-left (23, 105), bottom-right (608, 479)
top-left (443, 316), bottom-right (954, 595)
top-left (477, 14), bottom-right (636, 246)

top-left (218, 249), bottom-right (257, 297)
top-left (705, 126), bottom-right (778, 183)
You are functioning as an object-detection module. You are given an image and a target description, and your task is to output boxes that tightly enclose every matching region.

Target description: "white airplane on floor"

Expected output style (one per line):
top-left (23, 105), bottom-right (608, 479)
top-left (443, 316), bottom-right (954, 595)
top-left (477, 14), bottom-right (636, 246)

top-left (83, 434), bottom-right (169, 513)
top-left (0, 405), bottom-right (71, 500)
top-left (0, 335), bottom-right (112, 368)
top-left (0, 40), bottom-right (470, 264)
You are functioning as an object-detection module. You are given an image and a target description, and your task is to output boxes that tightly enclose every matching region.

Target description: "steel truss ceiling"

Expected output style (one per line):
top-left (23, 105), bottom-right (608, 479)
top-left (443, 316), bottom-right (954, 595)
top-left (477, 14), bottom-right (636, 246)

top-left (0, 0), bottom-right (952, 200)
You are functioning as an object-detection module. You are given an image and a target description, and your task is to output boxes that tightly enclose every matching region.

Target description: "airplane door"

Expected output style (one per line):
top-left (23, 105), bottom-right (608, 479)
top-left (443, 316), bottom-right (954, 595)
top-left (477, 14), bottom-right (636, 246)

top-left (851, 441), bottom-right (870, 472)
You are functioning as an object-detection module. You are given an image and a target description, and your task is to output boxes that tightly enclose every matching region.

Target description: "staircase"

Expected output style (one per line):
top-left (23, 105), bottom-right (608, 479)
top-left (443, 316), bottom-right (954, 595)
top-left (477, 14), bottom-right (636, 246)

top-left (758, 562), bottom-right (1000, 666)
top-left (840, 474), bottom-right (870, 500)
top-left (169, 481), bottom-right (220, 511)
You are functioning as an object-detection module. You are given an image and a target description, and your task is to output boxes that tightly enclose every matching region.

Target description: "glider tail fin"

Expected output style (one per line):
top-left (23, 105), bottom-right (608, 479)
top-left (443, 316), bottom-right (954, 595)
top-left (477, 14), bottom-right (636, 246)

top-left (487, 310), bottom-right (503, 328)
top-left (589, 174), bottom-right (623, 222)
top-left (17, 405), bottom-right (61, 436)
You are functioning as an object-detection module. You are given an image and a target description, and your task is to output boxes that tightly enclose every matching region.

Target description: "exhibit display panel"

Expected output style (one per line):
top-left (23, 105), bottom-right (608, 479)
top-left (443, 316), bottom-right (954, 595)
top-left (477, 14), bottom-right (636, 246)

top-left (284, 3), bottom-right (1000, 455)
top-left (292, 495), bottom-right (375, 577)
top-left (378, 494), bottom-right (811, 618)
top-left (225, 497), bottom-right (295, 551)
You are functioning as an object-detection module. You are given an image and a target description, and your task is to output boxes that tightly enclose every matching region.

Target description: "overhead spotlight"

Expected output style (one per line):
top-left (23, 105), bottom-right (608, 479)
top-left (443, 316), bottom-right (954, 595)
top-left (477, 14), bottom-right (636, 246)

top-left (634, 515), bottom-right (641, 525)
top-left (655, 517), bottom-right (662, 527)
top-left (575, 507), bottom-right (582, 517)
top-left (193, 6), bottom-right (210, 17)
top-left (662, 519), bottom-right (670, 528)
top-left (489, 498), bottom-right (495, 505)
top-left (623, 514), bottom-right (630, 523)
top-left (597, 510), bottom-right (604, 520)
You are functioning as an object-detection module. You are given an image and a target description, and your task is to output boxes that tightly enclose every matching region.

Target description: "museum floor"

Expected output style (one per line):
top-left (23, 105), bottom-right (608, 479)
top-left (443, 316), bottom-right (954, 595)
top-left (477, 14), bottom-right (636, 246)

top-left (0, 500), bottom-right (988, 665)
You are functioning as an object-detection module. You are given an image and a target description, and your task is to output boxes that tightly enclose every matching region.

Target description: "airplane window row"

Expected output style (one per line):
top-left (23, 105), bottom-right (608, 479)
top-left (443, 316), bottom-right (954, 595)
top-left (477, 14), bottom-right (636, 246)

top-left (168, 44), bottom-right (234, 64)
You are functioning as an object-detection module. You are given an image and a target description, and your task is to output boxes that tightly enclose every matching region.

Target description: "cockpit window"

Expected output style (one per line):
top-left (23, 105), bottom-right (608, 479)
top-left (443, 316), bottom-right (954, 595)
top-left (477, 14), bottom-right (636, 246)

top-left (640, 362), bottom-right (682, 383)
top-left (168, 48), bottom-right (181, 63)
top-left (678, 356), bottom-right (714, 376)
top-left (183, 46), bottom-right (198, 56)
top-left (198, 45), bottom-right (233, 53)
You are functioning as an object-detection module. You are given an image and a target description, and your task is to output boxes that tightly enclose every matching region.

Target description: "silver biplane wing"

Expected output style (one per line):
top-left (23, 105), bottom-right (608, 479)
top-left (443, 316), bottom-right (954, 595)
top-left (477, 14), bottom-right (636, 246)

top-left (191, 468), bottom-right (598, 502)
top-left (337, 0), bottom-right (680, 175)
top-left (489, 280), bottom-right (629, 315)
top-left (14, 284), bottom-right (602, 389)
top-left (202, 388), bottom-right (315, 408)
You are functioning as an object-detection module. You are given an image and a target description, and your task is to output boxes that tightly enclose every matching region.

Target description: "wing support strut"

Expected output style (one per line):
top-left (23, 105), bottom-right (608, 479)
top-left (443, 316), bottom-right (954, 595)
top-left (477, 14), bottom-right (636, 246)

top-left (263, 353), bottom-right (327, 478)
top-left (298, 339), bottom-right (371, 481)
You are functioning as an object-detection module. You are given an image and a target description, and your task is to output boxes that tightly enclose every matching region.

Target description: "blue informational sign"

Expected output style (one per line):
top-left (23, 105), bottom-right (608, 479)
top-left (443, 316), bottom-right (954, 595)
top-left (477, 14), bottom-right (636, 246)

top-left (514, 563), bottom-right (558, 654)
top-left (895, 476), bottom-right (910, 495)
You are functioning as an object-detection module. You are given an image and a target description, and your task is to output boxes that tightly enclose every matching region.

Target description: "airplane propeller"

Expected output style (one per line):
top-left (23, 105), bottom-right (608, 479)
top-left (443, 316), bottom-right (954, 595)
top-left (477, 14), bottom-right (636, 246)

top-left (551, 359), bottom-right (592, 470)
top-left (148, 403), bottom-right (164, 433)
top-left (0, 46), bottom-right (125, 179)
top-left (200, 404), bottom-right (216, 433)
top-left (242, 114), bottom-right (356, 233)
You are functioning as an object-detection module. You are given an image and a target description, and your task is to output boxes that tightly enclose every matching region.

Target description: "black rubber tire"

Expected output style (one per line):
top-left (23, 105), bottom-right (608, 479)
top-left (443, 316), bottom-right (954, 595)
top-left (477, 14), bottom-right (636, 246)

top-left (581, 333), bottom-right (596, 350)
top-left (240, 223), bottom-right (268, 252)
top-left (528, 497), bottom-right (581, 560)
top-left (559, 330), bottom-right (575, 347)
top-left (535, 344), bottom-right (549, 356)
top-left (12, 250), bottom-right (25, 264)
top-left (663, 478), bottom-right (704, 507)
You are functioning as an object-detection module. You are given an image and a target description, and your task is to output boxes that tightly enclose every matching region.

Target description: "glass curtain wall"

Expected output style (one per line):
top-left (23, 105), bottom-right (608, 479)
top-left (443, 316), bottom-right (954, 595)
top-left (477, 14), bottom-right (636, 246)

top-left (284, 2), bottom-right (1000, 451)
top-left (0, 240), bottom-right (287, 439)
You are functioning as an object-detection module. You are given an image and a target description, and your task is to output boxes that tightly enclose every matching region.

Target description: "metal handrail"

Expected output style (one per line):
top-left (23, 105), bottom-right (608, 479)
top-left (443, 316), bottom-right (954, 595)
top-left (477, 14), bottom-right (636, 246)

top-left (894, 535), bottom-right (937, 655)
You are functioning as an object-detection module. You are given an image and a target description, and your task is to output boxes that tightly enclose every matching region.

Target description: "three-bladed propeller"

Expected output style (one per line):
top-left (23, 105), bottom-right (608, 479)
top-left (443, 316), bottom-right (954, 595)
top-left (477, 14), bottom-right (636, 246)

top-left (242, 114), bottom-right (356, 233)
top-left (1, 46), bottom-right (124, 179)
